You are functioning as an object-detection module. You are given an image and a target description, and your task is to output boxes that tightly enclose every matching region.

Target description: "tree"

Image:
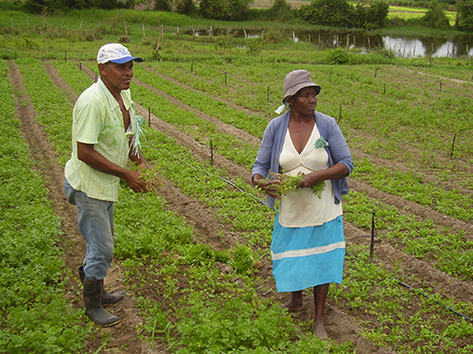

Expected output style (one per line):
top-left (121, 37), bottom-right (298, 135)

top-left (299, 0), bottom-right (355, 28)
top-left (154, 0), bottom-right (172, 11)
top-left (24, 0), bottom-right (119, 12)
top-left (199, 0), bottom-right (252, 21)
top-left (268, 0), bottom-right (294, 22)
top-left (365, 2), bottom-right (389, 29)
top-left (299, 0), bottom-right (389, 29)
top-left (423, 0), bottom-right (450, 29)
top-left (176, 0), bottom-right (196, 15)
top-left (456, 0), bottom-right (473, 32)
top-left (24, 0), bottom-right (68, 13)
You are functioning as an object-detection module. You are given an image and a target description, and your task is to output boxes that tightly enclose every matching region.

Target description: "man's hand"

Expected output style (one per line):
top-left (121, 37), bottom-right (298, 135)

top-left (78, 142), bottom-right (146, 192)
top-left (124, 170), bottom-right (146, 193)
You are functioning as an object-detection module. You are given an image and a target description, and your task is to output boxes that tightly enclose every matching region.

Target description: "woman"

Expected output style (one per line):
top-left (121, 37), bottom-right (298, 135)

top-left (252, 70), bottom-right (353, 340)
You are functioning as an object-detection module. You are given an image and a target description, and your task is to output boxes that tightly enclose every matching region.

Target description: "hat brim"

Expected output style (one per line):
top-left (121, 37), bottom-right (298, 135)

top-left (283, 84), bottom-right (321, 103)
top-left (109, 56), bottom-right (144, 64)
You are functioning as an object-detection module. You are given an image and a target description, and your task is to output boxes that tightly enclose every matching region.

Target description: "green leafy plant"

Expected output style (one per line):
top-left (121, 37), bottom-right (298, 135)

top-left (270, 173), bottom-right (326, 198)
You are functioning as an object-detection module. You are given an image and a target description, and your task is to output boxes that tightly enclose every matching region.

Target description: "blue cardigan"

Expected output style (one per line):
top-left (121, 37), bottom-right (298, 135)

top-left (252, 111), bottom-right (354, 210)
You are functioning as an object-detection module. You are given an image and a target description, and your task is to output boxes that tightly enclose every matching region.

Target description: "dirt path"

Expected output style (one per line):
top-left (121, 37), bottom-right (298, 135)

top-left (27, 60), bottom-right (473, 352)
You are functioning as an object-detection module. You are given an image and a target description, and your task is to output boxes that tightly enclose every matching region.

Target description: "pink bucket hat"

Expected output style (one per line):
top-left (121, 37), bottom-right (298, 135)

top-left (283, 70), bottom-right (321, 103)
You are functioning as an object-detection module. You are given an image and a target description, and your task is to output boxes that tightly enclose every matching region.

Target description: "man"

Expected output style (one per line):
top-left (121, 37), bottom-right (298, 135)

top-left (63, 43), bottom-right (146, 327)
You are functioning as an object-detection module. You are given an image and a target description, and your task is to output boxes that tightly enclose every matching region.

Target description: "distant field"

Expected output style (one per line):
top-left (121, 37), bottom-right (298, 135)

top-left (389, 6), bottom-right (456, 26)
top-left (251, 1), bottom-right (456, 27)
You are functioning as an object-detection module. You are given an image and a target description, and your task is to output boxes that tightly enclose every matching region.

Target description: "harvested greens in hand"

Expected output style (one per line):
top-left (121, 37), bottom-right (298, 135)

top-left (275, 173), bottom-right (325, 198)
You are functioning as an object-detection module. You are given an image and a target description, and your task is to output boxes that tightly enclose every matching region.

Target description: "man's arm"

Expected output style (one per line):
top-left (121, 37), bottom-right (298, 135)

top-left (77, 142), bottom-right (146, 193)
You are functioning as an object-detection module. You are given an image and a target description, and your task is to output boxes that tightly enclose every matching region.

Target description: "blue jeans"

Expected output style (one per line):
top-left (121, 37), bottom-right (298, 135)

top-left (63, 180), bottom-right (114, 281)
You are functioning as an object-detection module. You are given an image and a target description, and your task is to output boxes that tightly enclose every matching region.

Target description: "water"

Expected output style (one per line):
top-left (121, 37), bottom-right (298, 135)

top-left (382, 35), bottom-right (472, 57)
top-left (307, 30), bottom-right (473, 58)
top-left (188, 28), bottom-right (473, 58)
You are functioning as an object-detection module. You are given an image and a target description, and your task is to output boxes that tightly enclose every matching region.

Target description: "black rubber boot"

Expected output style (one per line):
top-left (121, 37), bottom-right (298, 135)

top-left (83, 277), bottom-right (121, 327)
top-left (79, 266), bottom-right (126, 307)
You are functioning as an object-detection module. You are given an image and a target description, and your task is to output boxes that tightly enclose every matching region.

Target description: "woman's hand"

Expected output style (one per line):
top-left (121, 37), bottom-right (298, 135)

top-left (257, 180), bottom-right (281, 199)
top-left (297, 172), bottom-right (321, 189)
top-left (296, 163), bottom-right (349, 189)
top-left (253, 175), bottom-right (281, 199)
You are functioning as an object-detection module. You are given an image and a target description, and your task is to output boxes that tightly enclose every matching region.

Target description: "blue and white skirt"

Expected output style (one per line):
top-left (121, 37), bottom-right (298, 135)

top-left (271, 214), bottom-right (345, 293)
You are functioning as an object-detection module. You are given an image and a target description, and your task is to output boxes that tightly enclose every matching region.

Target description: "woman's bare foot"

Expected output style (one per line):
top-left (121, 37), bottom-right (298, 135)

top-left (279, 300), bottom-right (304, 312)
top-left (313, 318), bottom-right (328, 340)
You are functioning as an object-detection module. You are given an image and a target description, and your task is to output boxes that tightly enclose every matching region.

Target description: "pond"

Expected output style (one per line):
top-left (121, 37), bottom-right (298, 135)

top-left (297, 29), bottom-right (473, 58)
top-left (188, 28), bottom-right (473, 58)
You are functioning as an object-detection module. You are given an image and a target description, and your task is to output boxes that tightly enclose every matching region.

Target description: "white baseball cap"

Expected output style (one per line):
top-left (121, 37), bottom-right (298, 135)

top-left (97, 43), bottom-right (143, 64)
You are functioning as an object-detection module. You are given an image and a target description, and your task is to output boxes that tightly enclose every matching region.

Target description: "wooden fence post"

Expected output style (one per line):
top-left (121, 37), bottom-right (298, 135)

top-left (155, 25), bottom-right (164, 59)
top-left (450, 134), bottom-right (456, 158)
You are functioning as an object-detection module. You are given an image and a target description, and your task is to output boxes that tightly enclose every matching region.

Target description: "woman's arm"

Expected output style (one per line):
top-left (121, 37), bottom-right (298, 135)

top-left (325, 119), bottom-right (354, 175)
top-left (297, 163), bottom-right (349, 189)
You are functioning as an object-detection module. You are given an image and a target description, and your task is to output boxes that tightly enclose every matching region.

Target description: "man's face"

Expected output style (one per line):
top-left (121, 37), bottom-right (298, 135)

top-left (100, 61), bottom-right (134, 92)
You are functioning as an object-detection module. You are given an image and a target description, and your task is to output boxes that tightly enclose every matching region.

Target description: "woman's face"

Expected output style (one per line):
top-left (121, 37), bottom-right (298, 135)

top-left (289, 87), bottom-right (318, 116)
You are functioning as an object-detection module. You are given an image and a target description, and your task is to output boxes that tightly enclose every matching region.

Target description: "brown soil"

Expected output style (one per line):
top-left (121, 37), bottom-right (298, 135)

top-left (8, 59), bottom-right (473, 353)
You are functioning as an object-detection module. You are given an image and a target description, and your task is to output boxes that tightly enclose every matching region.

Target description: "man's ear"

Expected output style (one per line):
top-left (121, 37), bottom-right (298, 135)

top-left (98, 63), bottom-right (107, 76)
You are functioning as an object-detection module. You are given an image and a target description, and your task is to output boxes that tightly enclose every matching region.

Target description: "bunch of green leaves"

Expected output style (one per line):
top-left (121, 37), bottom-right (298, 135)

top-left (274, 173), bottom-right (326, 199)
top-left (136, 164), bottom-right (164, 193)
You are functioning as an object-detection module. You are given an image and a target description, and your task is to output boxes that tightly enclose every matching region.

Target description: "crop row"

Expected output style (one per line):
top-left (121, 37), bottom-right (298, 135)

top-left (12, 58), bottom-right (473, 352)
top-left (0, 60), bottom-right (89, 352)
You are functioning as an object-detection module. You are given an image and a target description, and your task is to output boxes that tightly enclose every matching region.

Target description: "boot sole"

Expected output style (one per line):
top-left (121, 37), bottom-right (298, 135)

top-left (101, 318), bottom-right (121, 327)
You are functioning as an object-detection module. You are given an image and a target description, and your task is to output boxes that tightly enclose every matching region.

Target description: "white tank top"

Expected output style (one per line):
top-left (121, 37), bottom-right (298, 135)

top-left (279, 126), bottom-right (342, 228)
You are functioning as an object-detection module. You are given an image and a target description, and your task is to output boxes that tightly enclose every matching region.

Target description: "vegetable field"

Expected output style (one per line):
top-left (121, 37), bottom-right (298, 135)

top-left (1, 9), bottom-right (473, 354)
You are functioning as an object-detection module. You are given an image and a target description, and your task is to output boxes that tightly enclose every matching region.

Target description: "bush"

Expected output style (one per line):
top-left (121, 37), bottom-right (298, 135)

top-left (299, 0), bottom-right (389, 29)
top-left (327, 48), bottom-right (351, 64)
top-left (23, 0), bottom-right (123, 13)
top-left (300, 0), bottom-right (355, 28)
top-left (262, 28), bottom-right (286, 44)
top-left (199, 0), bottom-right (252, 21)
top-left (365, 2), bottom-right (390, 29)
top-left (176, 0), bottom-right (196, 15)
top-left (456, 0), bottom-right (473, 31)
top-left (423, 0), bottom-right (451, 29)
top-left (268, 0), bottom-right (295, 22)
top-left (154, 0), bottom-right (172, 12)
top-left (24, 0), bottom-right (68, 13)
top-left (0, 0), bottom-right (24, 10)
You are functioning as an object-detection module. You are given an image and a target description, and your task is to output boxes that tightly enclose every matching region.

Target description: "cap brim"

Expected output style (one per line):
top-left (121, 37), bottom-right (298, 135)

top-left (109, 56), bottom-right (143, 64)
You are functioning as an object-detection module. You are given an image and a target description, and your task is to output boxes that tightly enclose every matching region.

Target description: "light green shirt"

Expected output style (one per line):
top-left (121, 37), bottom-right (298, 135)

top-left (65, 78), bottom-right (136, 202)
